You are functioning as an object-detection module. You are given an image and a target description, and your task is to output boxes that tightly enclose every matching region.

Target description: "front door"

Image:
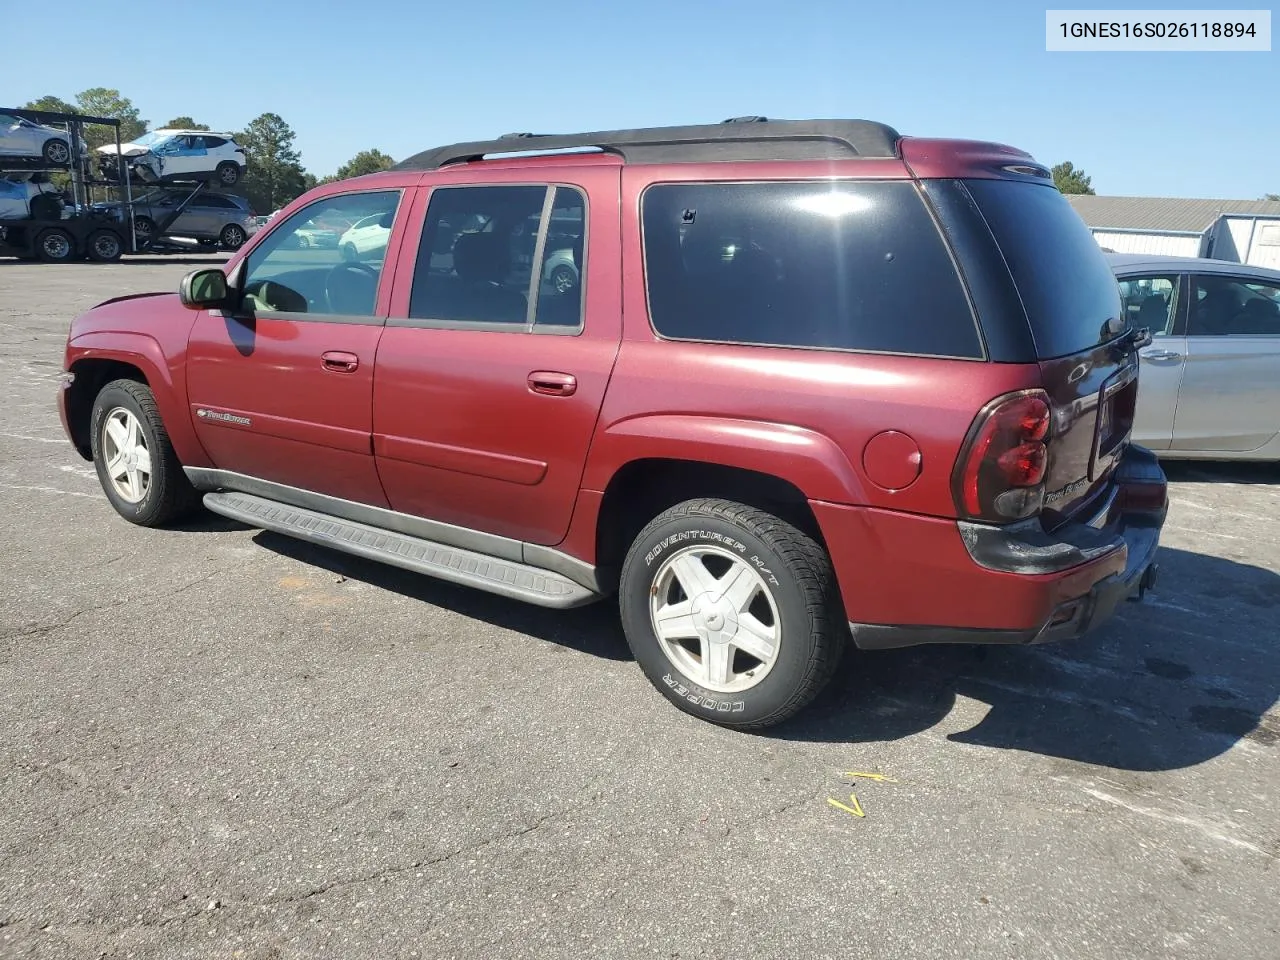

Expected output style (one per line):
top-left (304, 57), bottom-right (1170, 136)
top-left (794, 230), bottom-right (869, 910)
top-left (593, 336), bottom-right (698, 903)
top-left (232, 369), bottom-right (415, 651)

top-left (1171, 271), bottom-right (1280, 452)
top-left (186, 186), bottom-right (412, 506)
top-left (372, 168), bottom-right (622, 545)
top-left (1121, 271), bottom-right (1186, 450)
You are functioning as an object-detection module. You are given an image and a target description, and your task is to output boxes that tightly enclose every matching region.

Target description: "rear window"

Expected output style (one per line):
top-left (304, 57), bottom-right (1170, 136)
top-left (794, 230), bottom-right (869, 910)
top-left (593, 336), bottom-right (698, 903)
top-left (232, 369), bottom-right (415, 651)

top-left (641, 181), bottom-right (982, 358)
top-left (965, 179), bottom-right (1122, 359)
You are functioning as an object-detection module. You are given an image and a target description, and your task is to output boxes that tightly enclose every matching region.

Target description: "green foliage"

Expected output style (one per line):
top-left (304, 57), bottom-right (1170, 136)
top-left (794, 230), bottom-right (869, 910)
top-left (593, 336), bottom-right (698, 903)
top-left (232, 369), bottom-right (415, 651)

top-left (333, 149), bottom-right (395, 181)
top-left (1051, 161), bottom-right (1095, 195)
top-left (164, 116), bottom-right (210, 131)
top-left (237, 112), bottom-right (309, 214)
top-left (72, 88), bottom-right (148, 148)
top-left (1263, 193), bottom-right (1280, 201)
top-left (23, 95), bottom-right (77, 114)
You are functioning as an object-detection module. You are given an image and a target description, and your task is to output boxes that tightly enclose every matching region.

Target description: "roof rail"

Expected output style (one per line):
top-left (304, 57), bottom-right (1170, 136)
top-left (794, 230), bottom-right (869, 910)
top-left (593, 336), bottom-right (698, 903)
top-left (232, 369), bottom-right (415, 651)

top-left (392, 117), bottom-right (902, 171)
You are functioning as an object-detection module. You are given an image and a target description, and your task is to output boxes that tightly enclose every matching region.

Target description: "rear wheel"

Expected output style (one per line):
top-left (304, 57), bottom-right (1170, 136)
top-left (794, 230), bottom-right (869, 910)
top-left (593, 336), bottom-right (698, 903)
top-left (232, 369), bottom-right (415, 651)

top-left (219, 223), bottom-right (246, 250)
top-left (86, 229), bottom-right (124, 263)
top-left (89, 379), bottom-right (201, 526)
top-left (619, 498), bottom-right (845, 729)
top-left (215, 161), bottom-right (240, 186)
top-left (36, 228), bottom-right (75, 263)
top-left (132, 216), bottom-right (155, 246)
top-left (42, 138), bottom-right (71, 165)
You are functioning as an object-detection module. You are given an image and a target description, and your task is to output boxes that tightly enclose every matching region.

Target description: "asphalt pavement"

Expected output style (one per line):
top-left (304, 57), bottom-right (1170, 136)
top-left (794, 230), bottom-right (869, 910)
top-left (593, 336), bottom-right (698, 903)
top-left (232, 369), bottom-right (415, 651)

top-left (1, 257), bottom-right (1278, 960)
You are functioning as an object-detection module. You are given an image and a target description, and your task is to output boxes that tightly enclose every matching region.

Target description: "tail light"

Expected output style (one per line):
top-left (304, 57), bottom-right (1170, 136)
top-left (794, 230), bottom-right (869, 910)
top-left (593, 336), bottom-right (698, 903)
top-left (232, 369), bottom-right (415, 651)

top-left (952, 389), bottom-right (1052, 523)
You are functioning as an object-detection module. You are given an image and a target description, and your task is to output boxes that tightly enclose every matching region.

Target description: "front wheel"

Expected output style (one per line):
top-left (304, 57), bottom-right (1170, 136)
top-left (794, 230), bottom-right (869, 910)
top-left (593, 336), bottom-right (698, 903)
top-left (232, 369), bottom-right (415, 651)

top-left (619, 498), bottom-right (845, 729)
top-left (89, 379), bottom-right (201, 526)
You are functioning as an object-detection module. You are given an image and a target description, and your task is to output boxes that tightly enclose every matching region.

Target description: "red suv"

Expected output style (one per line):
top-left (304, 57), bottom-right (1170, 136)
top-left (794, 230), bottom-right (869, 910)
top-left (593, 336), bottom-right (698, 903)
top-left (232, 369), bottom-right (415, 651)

top-left (57, 117), bottom-right (1168, 729)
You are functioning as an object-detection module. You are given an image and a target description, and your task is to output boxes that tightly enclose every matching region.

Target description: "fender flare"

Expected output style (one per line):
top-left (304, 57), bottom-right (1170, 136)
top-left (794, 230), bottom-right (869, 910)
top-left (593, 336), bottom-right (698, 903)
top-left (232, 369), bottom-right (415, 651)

top-left (582, 414), bottom-right (867, 504)
top-left (67, 331), bottom-right (211, 468)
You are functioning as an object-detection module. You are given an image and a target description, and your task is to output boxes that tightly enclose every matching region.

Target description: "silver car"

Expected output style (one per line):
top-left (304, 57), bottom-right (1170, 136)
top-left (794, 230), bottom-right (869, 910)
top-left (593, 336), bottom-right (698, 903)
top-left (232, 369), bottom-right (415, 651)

top-left (94, 190), bottom-right (257, 249)
top-left (1109, 253), bottom-right (1280, 461)
top-left (0, 112), bottom-right (81, 165)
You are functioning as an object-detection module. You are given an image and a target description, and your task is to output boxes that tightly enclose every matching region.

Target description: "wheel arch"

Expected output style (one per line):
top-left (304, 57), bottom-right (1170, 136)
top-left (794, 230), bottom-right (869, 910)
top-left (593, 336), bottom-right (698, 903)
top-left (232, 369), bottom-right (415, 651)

top-left (64, 334), bottom-right (209, 467)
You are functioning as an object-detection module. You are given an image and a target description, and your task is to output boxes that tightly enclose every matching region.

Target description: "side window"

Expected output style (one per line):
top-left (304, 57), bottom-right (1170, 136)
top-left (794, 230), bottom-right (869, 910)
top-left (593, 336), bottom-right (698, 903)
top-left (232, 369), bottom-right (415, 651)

top-left (239, 190), bottom-right (401, 317)
top-left (641, 181), bottom-right (982, 357)
top-left (1117, 275), bottom-right (1177, 336)
top-left (409, 184), bottom-right (547, 326)
top-left (535, 187), bottom-right (586, 328)
top-left (203, 136), bottom-right (228, 149)
top-left (1190, 275), bottom-right (1280, 336)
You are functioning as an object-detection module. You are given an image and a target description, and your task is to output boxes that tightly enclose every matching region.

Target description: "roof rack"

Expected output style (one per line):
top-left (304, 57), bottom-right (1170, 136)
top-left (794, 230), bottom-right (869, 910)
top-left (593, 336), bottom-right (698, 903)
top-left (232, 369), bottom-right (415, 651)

top-left (393, 117), bottom-right (902, 171)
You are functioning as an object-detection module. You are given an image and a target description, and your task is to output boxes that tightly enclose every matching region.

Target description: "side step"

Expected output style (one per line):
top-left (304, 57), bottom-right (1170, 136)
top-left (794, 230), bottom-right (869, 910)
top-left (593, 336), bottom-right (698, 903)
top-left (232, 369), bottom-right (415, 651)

top-left (203, 491), bottom-right (600, 609)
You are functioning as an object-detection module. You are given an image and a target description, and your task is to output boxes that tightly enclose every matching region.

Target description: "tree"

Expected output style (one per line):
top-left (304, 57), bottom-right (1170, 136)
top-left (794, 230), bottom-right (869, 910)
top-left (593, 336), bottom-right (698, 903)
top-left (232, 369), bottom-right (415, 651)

top-left (1263, 193), bottom-right (1280, 201)
top-left (237, 112), bottom-right (309, 214)
top-left (164, 116), bottom-right (210, 131)
top-left (1052, 161), bottom-right (1095, 195)
top-left (72, 88), bottom-right (147, 148)
top-left (23, 95), bottom-right (77, 115)
top-left (331, 148), bottom-right (395, 181)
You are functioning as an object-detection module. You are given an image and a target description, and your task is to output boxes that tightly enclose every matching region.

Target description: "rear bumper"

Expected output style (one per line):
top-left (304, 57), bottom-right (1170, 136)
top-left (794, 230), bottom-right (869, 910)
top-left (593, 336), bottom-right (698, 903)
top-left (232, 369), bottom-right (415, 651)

top-left (817, 444), bottom-right (1168, 651)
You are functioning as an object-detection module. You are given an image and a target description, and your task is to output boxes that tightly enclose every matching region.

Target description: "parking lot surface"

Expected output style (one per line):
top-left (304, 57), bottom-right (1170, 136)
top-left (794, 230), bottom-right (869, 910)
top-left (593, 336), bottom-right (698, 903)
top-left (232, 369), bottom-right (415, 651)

top-left (2, 259), bottom-right (1278, 960)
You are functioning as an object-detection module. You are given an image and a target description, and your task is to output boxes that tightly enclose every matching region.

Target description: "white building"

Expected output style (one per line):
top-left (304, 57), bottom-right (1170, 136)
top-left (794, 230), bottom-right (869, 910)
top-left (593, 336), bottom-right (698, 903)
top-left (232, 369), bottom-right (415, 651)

top-left (1065, 195), bottom-right (1280, 269)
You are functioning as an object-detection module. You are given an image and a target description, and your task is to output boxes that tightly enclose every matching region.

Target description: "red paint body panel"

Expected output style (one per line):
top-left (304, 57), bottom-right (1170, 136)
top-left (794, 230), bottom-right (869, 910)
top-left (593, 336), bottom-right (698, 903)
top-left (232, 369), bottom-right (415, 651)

top-left (185, 314), bottom-right (389, 506)
top-left (898, 137), bottom-right (1040, 180)
top-left (811, 499), bottom-right (1127, 630)
top-left (371, 163), bottom-right (623, 545)
top-left (61, 297), bottom-right (212, 468)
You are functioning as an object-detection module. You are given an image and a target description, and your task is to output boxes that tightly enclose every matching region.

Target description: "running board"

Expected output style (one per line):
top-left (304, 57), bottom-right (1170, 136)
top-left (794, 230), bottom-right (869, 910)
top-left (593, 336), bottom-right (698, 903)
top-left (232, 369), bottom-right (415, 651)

top-left (202, 491), bottom-right (600, 609)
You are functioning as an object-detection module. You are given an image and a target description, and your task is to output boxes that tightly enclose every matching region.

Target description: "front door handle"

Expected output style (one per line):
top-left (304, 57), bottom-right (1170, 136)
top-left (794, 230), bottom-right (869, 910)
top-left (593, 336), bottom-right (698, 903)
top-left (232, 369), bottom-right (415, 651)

top-left (1141, 349), bottom-right (1182, 362)
top-left (528, 371), bottom-right (577, 397)
top-left (322, 351), bottom-right (359, 373)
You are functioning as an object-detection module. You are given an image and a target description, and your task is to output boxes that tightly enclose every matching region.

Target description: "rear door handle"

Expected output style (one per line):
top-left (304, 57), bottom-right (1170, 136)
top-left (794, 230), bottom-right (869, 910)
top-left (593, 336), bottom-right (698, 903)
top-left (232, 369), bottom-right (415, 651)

top-left (528, 371), bottom-right (577, 397)
top-left (322, 351), bottom-right (359, 373)
top-left (1141, 349), bottom-right (1182, 362)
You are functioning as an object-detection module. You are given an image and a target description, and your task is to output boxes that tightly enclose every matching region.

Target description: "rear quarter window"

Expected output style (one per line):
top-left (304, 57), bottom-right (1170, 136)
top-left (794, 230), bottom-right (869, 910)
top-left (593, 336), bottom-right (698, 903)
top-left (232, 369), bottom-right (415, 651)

top-left (641, 180), bottom-right (983, 358)
top-left (964, 179), bottom-right (1123, 359)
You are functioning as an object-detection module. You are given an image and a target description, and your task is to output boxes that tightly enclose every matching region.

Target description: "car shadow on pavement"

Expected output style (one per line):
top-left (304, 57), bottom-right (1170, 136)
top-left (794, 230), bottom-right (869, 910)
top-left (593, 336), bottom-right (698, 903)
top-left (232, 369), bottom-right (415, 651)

top-left (252, 530), bottom-right (633, 662)
top-left (1161, 460), bottom-right (1280, 485)
top-left (776, 545), bottom-right (1280, 771)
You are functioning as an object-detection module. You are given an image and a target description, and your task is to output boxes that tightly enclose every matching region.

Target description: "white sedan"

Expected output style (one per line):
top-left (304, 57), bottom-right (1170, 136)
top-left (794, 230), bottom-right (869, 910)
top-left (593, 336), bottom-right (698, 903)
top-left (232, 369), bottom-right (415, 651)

top-left (1110, 253), bottom-right (1280, 461)
top-left (339, 214), bottom-right (392, 261)
top-left (0, 112), bottom-right (79, 165)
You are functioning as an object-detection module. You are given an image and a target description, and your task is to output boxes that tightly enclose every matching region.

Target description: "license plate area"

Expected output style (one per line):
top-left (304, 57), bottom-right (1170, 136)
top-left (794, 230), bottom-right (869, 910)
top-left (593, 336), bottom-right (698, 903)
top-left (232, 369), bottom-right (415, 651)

top-left (1090, 363), bottom-right (1138, 480)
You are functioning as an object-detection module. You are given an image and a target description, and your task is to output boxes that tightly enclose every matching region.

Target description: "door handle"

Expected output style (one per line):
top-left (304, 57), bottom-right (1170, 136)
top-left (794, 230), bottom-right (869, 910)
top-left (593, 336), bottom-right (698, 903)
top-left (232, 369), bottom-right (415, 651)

top-left (321, 351), bottom-right (359, 373)
top-left (528, 371), bottom-right (577, 397)
top-left (1140, 349), bottom-right (1182, 362)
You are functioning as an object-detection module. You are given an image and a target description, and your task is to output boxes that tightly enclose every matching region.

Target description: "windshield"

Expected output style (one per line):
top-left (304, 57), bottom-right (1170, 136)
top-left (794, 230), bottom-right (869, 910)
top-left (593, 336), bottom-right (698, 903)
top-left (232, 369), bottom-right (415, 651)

top-left (965, 179), bottom-right (1123, 359)
top-left (131, 132), bottom-right (168, 147)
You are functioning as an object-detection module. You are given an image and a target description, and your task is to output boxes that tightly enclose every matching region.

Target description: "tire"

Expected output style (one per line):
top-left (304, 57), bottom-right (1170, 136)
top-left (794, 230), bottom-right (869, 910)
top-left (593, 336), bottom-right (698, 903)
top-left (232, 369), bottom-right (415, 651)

top-left (215, 161), bottom-right (240, 186)
top-left (42, 138), bottom-right (71, 165)
top-left (550, 264), bottom-right (578, 294)
top-left (89, 379), bottom-right (201, 527)
top-left (297, 234), bottom-right (310, 249)
top-left (219, 223), bottom-right (246, 250)
top-left (35, 228), bottom-right (75, 263)
top-left (29, 193), bottom-right (63, 220)
top-left (132, 216), bottom-right (155, 244)
top-left (619, 498), bottom-right (845, 729)
top-left (86, 229), bottom-right (124, 263)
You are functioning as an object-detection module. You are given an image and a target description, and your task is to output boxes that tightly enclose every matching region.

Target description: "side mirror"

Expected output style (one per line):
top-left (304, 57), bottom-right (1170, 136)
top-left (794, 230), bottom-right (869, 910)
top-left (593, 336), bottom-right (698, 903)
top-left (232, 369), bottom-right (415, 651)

top-left (179, 268), bottom-right (230, 309)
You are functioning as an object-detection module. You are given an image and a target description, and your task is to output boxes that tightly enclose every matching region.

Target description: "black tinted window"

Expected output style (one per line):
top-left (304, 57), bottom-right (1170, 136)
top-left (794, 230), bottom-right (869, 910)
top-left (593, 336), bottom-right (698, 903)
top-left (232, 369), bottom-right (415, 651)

top-left (203, 136), bottom-right (227, 148)
top-left (195, 195), bottom-right (235, 208)
top-left (410, 185), bottom-right (547, 325)
top-left (1190, 275), bottom-right (1280, 336)
top-left (534, 187), bottom-right (585, 328)
top-left (641, 181), bottom-right (981, 357)
top-left (965, 179), bottom-right (1122, 359)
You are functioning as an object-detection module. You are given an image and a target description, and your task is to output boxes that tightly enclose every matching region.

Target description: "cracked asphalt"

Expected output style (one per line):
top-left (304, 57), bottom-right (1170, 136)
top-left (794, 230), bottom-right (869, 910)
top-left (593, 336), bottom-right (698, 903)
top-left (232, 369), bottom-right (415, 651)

top-left (2, 258), bottom-right (1279, 960)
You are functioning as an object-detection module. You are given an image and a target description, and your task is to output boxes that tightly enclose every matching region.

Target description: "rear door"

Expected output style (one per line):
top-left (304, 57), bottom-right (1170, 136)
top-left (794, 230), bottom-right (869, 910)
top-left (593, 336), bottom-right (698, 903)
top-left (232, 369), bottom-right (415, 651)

top-left (1117, 271), bottom-right (1188, 450)
top-left (961, 178), bottom-right (1139, 525)
top-left (1171, 271), bottom-right (1280, 452)
top-left (372, 165), bottom-right (623, 545)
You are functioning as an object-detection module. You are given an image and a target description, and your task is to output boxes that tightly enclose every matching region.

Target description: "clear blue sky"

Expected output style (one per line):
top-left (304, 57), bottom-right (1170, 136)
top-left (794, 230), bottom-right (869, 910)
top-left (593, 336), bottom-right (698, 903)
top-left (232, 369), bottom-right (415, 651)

top-left (7, 0), bottom-right (1277, 198)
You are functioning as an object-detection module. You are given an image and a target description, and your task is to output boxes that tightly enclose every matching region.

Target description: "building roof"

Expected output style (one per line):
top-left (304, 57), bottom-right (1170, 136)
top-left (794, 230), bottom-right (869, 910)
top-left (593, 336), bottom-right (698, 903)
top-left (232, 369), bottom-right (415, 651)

top-left (1067, 194), bottom-right (1280, 234)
